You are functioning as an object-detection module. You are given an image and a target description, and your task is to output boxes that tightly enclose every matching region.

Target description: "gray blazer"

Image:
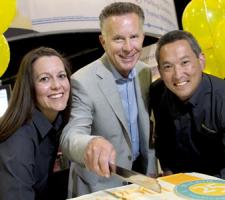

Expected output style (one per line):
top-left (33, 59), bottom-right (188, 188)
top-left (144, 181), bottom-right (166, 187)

top-left (60, 54), bottom-right (156, 197)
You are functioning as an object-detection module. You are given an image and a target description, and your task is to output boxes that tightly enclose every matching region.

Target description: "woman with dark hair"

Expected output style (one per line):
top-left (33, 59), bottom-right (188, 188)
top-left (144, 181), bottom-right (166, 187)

top-left (0, 47), bottom-right (71, 200)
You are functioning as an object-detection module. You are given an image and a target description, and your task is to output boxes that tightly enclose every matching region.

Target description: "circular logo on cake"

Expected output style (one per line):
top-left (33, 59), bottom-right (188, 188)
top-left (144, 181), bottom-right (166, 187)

top-left (174, 179), bottom-right (225, 199)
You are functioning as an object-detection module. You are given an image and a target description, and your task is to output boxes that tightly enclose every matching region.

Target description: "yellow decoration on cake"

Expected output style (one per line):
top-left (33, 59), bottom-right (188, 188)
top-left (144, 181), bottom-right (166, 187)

top-left (189, 182), bottom-right (225, 196)
top-left (159, 173), bottom-right (202, 185)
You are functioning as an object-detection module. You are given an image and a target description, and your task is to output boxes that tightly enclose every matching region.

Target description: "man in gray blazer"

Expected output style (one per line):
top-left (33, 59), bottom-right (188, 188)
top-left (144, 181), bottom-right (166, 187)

top-left (60, 2), bottom-right (157, 197)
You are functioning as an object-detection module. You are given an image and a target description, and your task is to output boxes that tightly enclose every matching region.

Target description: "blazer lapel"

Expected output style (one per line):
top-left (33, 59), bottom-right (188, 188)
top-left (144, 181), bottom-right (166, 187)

top-left (135, 77), bottom-right (149, 135)
top-left (135, 66), bottom-right (151, 152)
top-left (96, 56), bottom-right (131, 141)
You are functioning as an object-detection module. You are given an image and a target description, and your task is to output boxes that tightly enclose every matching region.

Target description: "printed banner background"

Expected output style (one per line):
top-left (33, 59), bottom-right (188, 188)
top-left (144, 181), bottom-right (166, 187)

top-left (10, 0), bottom-right (178, 37)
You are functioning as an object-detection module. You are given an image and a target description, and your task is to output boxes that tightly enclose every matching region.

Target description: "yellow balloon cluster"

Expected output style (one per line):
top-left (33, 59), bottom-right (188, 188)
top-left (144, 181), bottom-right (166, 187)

top-left (182, 0), bottom-right (225, 78)
top-left (0, 35), bottom-right (10, 77)
top-left (0, 0), bottom-right (16, 78)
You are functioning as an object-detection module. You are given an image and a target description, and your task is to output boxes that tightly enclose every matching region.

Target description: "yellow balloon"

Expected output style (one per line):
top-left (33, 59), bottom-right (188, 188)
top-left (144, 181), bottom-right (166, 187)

top-left (204, 0), bottom-right (225, 31)
top-left (203, 48), bottom-right (222, 78)
top-left (182, 0), bottom-right (213, 50)
top-left (0, 35), bottom-right (10, 77)
top-left (213, 19), bottom-right (225, 79)
top-left (0, 0), bottom-right (16, 33)
top-left (182, 0), bottom-right (225, 78)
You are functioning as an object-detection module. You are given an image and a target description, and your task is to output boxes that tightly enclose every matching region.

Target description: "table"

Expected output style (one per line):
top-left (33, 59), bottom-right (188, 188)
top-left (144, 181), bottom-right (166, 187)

top-left (68, 173), bottom-right (224, 200)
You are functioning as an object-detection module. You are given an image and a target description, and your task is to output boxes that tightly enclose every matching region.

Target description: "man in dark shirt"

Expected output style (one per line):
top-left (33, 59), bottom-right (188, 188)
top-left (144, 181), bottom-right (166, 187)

top-left (150, 30), bottom-right (225, 179)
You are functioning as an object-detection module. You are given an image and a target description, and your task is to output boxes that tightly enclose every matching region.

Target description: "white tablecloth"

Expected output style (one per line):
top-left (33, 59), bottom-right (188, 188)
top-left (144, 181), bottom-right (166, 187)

top-left (68, 173), bottom-right (222, 200)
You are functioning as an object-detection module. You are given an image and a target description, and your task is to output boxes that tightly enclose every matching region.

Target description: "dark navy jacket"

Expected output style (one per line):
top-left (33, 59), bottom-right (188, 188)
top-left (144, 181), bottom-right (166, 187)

top-left (0, 109), bottom-right (62, 199)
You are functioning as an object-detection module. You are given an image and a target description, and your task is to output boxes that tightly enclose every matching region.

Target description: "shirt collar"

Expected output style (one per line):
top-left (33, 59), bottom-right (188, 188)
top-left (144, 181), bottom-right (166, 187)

top-left (167, 90), bottom-right (189, 117)
top-left (188, 73), bottom-right (211, 107)
top-left (109, 62), bottom-right (136, 82)
top-left (168, 73), bottom-right (210, 117)
top-left (32, 108), bottom-right (63, 138)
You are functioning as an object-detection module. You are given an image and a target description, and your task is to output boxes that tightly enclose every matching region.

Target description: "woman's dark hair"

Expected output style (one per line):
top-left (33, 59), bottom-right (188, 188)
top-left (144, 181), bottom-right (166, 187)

top-left (0, 47), bottom-right (72, 141)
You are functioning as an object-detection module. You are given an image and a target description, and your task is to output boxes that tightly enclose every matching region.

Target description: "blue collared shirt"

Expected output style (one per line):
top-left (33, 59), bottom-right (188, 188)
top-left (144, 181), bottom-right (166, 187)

top-left (110, 66), bottom-right (140, 160)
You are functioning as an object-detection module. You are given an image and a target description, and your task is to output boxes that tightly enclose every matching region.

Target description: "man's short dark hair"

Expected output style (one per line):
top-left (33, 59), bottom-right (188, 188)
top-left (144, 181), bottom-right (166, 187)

top-left (99, 2), bottom-right (145, 29)
top-left (155, 30), bottom-right (202, 66)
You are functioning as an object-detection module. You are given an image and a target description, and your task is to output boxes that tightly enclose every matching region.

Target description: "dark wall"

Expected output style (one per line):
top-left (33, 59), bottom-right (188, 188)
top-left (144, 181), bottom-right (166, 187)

top-left (2, 31), bottom-right (102, 85)
top-left (2, 30), bottom-right (157, 86)
top-left (174, 0), bottom-right (191, 29)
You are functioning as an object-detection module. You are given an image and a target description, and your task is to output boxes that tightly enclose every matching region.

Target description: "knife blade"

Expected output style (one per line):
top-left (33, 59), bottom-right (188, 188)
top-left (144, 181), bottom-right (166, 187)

top-left (109, 163), bottom-right (161, 193)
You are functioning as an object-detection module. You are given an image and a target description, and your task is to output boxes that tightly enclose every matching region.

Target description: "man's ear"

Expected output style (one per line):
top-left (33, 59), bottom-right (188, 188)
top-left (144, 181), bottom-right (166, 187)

top-left (141, 32), bottom-right (145, 43)
top-left (99, 34), bottom-right (105, 50)
top-left (199, 53), bottom-right (206, 71)
top-left (157, 65), bottom-right (163, 78)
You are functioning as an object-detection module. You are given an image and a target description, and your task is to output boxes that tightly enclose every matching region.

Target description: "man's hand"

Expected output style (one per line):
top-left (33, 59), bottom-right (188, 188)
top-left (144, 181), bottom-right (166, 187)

top-left (84, 137), bottom-right (116, 178)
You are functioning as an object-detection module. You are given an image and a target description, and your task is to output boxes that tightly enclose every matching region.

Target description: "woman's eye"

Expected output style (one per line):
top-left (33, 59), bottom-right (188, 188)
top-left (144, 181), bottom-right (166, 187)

top-left (59, 74), bottom-right (67, 79)
top-left (40, 77), bottom-right (49, 82)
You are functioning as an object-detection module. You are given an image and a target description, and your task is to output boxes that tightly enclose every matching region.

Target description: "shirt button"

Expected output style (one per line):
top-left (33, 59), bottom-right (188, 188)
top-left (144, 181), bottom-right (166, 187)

top-left (128, 155), bottom-right (132, 160)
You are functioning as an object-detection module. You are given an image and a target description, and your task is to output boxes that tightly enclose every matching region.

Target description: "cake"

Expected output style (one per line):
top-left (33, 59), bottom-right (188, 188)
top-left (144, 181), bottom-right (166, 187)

top-left (68, 173), bottom-right (225, 200)
top-left (174, 179), bottom-right (225, 200)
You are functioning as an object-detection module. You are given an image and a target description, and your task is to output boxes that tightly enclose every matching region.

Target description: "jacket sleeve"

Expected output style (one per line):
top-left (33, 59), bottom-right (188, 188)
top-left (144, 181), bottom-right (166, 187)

top-left (60, 76), bottom-right (98, 164)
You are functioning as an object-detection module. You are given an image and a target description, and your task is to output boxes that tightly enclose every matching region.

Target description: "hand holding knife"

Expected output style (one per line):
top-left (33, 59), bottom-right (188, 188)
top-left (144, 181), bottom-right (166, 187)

top-left (84, 138), bottom-right (161, 193)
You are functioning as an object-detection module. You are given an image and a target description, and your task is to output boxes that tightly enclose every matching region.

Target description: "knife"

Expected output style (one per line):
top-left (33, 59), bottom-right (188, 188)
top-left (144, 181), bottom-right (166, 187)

top-left (109, 163), bottom-right (161, 193)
